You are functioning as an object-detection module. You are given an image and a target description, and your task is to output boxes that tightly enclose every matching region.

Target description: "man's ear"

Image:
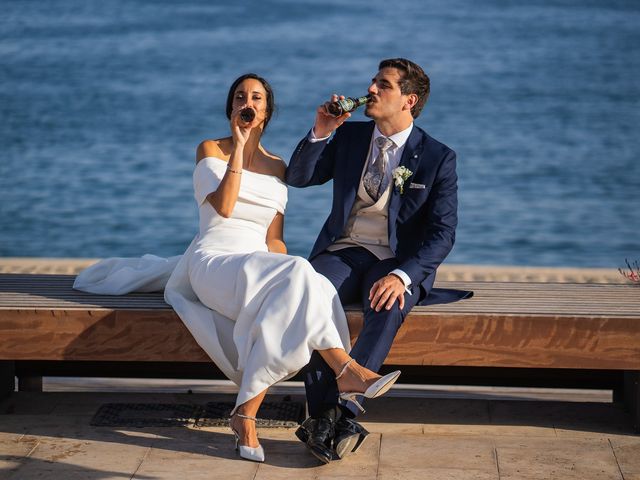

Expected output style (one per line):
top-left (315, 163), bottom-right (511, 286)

top-left (403, 93), bottom-right (418, 112)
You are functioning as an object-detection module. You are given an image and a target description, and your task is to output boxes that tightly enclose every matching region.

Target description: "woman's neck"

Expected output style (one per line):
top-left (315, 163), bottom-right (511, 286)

top-left (242, 127), bottom-right (263, 168)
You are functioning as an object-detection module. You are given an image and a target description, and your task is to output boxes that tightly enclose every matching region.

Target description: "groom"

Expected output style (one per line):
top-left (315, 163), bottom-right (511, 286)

top-left (286, 58), bottom-right (469, 463)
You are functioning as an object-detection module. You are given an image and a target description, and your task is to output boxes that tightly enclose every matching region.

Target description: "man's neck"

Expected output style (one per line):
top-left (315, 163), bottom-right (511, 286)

top-left (374, 114), bottom-right (414, 138)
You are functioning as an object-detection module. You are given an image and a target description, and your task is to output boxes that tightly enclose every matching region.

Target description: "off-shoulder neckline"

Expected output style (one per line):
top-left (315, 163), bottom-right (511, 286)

top-left (197, 156), bottom-right (287, 186)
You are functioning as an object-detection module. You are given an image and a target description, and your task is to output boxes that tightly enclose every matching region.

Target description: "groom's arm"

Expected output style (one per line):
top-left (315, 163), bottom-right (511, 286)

top-left (285, 128), bottom-right (342, 187)
top-left (286, 94), bottom-right (351, 188)
top-left (397, 150), bottom-right (459, 287)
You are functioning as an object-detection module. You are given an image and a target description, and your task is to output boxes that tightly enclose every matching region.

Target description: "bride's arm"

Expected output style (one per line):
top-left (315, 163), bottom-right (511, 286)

top-left (266, 212), bottom-right (287, 254)
top-left (197, 110), bottom-right (250, 218)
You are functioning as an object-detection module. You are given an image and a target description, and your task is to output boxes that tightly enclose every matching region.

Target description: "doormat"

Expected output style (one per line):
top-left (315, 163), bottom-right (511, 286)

top-left (195, 401), bottom-right (305, 428)
top-left (90, 400), bottom-right (305, 428)
top-left (90, 403), bottom-right (198, 427)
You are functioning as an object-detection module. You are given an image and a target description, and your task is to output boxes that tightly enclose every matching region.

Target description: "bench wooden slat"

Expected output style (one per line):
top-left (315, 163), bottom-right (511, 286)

top-left (4, 302), bottom-right (638, 317)
top-left (0, 274), bottom-right (639, 370)
top-left (1, 275), bottom-right (639, 316)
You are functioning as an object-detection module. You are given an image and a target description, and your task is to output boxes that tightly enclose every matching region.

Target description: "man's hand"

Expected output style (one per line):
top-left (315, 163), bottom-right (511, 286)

top-left (369, 274), bottom-right (406, 312)
top-left (313, 94), bottom-right (351, 138)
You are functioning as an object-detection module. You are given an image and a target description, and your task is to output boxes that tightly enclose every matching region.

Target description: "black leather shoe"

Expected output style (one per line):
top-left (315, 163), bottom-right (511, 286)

top-left (295, 417), bottom-right (314, 444)
top-left (306, 417), bottom-right (335, 464)
top-left (334, 417), bottom-right (369, 459)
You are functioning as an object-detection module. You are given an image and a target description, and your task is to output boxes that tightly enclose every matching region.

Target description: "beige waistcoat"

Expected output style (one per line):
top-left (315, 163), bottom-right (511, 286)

top-left (326, 160), bottom-right (394, 260)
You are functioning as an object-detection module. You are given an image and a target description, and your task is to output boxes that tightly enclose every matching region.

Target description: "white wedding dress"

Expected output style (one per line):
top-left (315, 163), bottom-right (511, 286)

top-left (74, 156), bottom-right (351, 410)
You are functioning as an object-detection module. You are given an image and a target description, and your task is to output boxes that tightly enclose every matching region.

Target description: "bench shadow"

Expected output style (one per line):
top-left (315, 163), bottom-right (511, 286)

top-left (362, 395), bottom-right (638, 436)
top-left (0, 455), bottom-right (159, 480)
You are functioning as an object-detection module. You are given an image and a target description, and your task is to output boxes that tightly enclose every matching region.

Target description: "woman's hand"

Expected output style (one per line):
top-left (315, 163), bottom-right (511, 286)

top-left (313, 94), bottom-right (351, 139)
top-left (230, 105), bottom-right (253, 147)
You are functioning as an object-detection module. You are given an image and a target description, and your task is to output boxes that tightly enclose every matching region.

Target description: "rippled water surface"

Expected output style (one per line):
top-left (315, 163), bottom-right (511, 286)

top-left (1, 0), bottom-right (639, 267)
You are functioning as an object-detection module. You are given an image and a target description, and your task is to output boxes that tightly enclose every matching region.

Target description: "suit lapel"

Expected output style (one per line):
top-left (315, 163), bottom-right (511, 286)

top-left (388, 127), bottom-right (424, 243)
top-left (342, 122), bottom-right (375, 221)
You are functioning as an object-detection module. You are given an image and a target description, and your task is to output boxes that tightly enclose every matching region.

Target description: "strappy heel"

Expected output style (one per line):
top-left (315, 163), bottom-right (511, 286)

top-left (336, 359), bottom-right (401, 413)
top-left (230, 413), bottom-right (265, 462)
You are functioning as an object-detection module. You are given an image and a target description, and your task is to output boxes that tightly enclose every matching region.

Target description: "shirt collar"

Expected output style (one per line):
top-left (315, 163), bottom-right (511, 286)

top-left (372, 122), bottom-right (414, 150)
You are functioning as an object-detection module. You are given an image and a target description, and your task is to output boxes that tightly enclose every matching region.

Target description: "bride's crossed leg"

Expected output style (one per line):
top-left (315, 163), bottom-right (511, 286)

top-left (230, 347), bottom-right (385, 450)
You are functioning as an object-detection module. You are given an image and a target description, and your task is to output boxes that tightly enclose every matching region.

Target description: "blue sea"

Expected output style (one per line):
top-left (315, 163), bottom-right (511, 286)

top-left (1, 0), bottom-right (639, 268)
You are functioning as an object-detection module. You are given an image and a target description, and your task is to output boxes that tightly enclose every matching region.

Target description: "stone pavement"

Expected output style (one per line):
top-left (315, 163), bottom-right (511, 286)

top-left (1, 387), bottom-right (639, 480)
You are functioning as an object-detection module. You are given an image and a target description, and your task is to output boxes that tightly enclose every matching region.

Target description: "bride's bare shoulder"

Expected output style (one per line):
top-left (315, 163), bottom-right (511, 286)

top-left (260, 150), bottom-right (287, 181)
top-left (196, 138), bottom-right (232, 163)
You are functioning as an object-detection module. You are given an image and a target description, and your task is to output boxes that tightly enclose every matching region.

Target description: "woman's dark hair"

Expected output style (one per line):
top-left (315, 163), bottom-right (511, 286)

top-left (378, 58), bottom-right (430, 118)
top-left (225, 73), bottom-right (275, 130)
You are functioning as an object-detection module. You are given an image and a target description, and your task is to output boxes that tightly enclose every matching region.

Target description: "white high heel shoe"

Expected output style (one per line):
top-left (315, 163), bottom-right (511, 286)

top-left (230, 413), bottom-right (265, 463)
top-left (337, 359), bottom-right (401, 413)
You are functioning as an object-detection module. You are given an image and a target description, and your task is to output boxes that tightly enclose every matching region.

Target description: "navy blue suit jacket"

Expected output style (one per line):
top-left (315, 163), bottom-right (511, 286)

top-left (286, 121), bottom-right (471, 306)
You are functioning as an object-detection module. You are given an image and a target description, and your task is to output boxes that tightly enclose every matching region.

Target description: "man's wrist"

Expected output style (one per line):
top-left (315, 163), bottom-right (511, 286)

top-left (389, 269), bottom-right (412, 295)
top-left (309, 127), bottom-right (331, 143)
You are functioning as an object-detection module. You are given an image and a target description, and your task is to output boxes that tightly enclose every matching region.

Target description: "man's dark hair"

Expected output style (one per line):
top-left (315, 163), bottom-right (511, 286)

top-left (378, 58), bottom-right (430, 118)
top-left (225, 73), bottom-right (276, 130)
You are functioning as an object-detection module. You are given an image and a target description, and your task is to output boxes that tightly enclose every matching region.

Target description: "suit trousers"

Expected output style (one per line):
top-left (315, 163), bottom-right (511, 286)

top-left (304, 246), bottom-right (421, 417)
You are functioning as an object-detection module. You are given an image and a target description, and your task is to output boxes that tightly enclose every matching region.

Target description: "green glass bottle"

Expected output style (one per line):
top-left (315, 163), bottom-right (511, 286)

top-left (326, 94), bottom-right (371, 116)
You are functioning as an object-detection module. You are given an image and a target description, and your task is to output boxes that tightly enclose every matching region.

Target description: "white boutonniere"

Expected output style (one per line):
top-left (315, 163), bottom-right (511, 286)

top-left (392, 166), bottom-right (413, 194)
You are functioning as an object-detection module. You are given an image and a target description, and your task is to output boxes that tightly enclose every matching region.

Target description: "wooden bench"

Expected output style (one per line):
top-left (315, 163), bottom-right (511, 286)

top-left (1, 273), bottom-right (639, 430)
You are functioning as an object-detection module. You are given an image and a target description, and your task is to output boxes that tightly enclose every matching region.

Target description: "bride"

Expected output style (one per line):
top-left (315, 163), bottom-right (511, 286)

top-left (74, 73), bottom-right (400, 463)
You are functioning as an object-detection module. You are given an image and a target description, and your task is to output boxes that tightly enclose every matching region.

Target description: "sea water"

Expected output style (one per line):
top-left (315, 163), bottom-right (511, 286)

top-left (1, 0), bottom-right (639, 267)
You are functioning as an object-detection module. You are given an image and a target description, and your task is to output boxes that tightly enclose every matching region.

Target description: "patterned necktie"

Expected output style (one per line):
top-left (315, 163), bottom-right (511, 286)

top-left (364, 136), bottom-right (394, 200)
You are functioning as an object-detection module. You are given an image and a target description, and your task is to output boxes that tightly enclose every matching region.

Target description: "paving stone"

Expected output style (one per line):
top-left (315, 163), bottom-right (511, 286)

top-left (0, 437), bottom-right (39, 479)
top-left (378, 467), bottom-right (498, 480)
top-left (133, 441), bottom-right (258, 480)
top-left (378, 434), bottom-right (497, 476)
top-left (24, 437), bottom-right (149, 473)
top-left (0, 431), bottom-right (28, 443)
top-left (254, 433), bottom-right (380, 478)
top-left (490, 400), bottom-right (632, 435)
top-left (554, 429), bottom-right (632, 440)
top-left (609, 436), bottom-right (640, 476)
top-left (0, 415), bottom-right (91, 439)
top-left (7, 465), bottom-right (133, 480)
top-left (0, 437), bottom-right (38, 457)
top-left (554, 425), bottom-right (636, 438)
top-left (1, 390), bottom-right (636, 479)
top-left (360, 421), bottom-right (423, 435)
top-left (0, 467), bottom-right (19, 480)
top-left (365, 397), bottom-right (490, 425)
top-left (257, 474), bottom-right (377, 480)
top-left (495, 437), bottom-right (622, 479)
top-left (7, 415), bottom-right (159, 447)
top-left (361, 397), bottom-right (493, 436)
top-left (144, 425), bottom-right (232, 444)
top-left (422, 423), bottom-right (556, 437)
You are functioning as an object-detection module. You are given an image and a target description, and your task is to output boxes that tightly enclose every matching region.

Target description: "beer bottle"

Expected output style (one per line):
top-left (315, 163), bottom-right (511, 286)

top-left (239, 107), bottom-right (255, 123)
top-left (326, 95), bottom-right (371, 117)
